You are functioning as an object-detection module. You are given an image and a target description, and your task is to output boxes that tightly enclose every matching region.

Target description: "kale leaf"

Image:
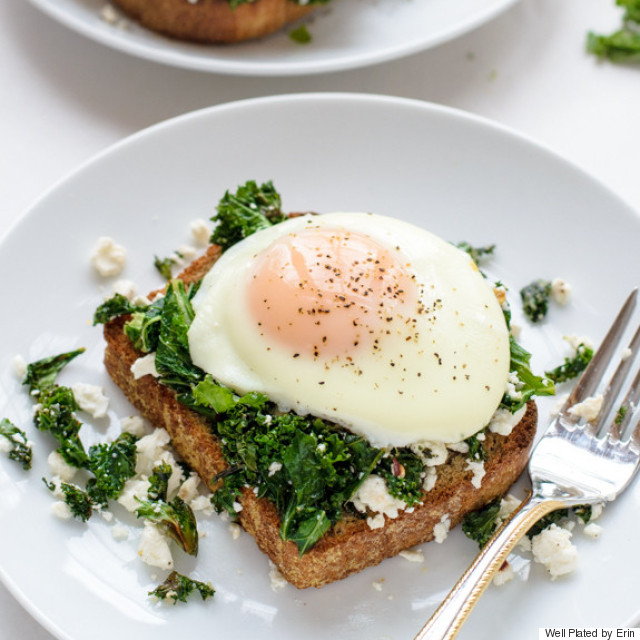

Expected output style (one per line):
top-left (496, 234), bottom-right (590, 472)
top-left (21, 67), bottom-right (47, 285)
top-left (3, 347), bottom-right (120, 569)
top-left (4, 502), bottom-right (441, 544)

top-left (154, 254), bottom-right (182, 281)
top-left (149, 570), bottom-right (214, 604)
top-left (587, 0), bottom-right (640, 62)
top-left (44, 479), bottom-right (94, 522)
top-left (34, 385), bottom-right (89, 468)
top-left (23, 348), bottom-right (85, 392)
top-left (0, 418), bottom-right (32, 470)
top-left (455, 242), bottom-right (496, 265)
top-left (136, 497), bottom-right (199, 556)
top-left (465, 430), bottom-right (488, 462)
top-left (377, 449), bottom-right (424, 506)
top-left (93, 294), bottom-right (149, 326)
top-left (545, 342), bottom-right (594, 383)
top-left (86, 432), bottom-right (138, 505)
top-left (289, 24), bottom-right (312, 44)
top-left (520, 279), bottom-right (552, 323)
top-left (462, 497), bottom-right (501, 547)
top-left (148, 462), bottom-right (173, 502)
top-left (210, 180), bottom-right (286, 251)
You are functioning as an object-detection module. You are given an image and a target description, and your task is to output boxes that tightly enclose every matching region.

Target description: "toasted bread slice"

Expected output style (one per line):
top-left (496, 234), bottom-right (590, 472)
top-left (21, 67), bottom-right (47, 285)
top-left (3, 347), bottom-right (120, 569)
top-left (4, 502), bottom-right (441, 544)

top-left (110, 0), bottom-right (316, 44)
top-left (103, 244), bottom-right (537, 589)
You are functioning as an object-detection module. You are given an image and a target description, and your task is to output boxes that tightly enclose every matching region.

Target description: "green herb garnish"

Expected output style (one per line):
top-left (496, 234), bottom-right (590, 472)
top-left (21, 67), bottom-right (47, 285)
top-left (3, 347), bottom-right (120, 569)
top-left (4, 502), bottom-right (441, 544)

top-left (545, 342), bottom-right (594, 383)
top-left (289, 24), bottom-right (312, 44)
top-left (462, 497), bottom-right (501, 547)
top-left (520, 279), bottom-right (552, 323)
top-left (0, 418), bottom-right (32, 470)
top-left (44, 479), bottom-right (94, 522)
top-left (149, 570), bottom-right (214, 604)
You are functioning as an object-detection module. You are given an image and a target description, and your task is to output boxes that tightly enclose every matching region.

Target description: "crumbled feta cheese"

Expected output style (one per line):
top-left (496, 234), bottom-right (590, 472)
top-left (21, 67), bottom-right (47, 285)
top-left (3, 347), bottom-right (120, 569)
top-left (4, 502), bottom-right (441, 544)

top-left (111, 279), bottom-right (136, 300)
top-left (268, 561), bottom-right (287, 591)
top-left (190, 219), bottom-right (211, 246)
top-left (367, 513), bottom-right (386, 529)
top-left (493, 561), bottom-right (515, 586)
top-left (433, 514), bottom-right (451, 543)
top-left (422, 466), bottom-right (438, 492)
top-left (90, 236), bottom-right (126, 277)
top-left (0, 438), bottom-right (11, 453)
top-left (229, 523), bottom-right (241, 540)
top-left (550, 393), bottom-right (570, 417)
top-left (410, 441), bottom-right (448, 467)
top-left (51, 501), bottom-right (73, 520)
top-left (232, 500), bottom-right (243, 513)
top-left (268, 461), bottom-right (283, 476)
top-left (47, 450), bottom-right (77, 483)
top-left (177, 473), bottom-right (200, 503)
top-left (590, 503), bottom-right (604, 521)
top-left (138, 522), bottom-right (174, 570)
top-left (498, 494), bottom-right (521, 520)
top-left (71, 383), bottom-right (109, 418)
top-left (121, 415), bottom-right (149, 437)
top-left (505, 371), bottom-right (523, 400)
top-left (621, 347), bottom-right (633, 361)
top-left (466, 459), bottom-right (486, 489)
top-left (111, 525), bottom-right (130, 541)
top-left (510, 323), bottom-right (522, 339)
top-left (190, 495), bottom-right (214, 515)
top-left (531, 523), bottom-right (578, 579)
top-left (371, 579), bottom-right (384, 591)
top-left (351, 474), bottom-right (407, 529)
top-left (130, 353), bottom-right (159, 380)
top-left (446, 441), bottom-right (469, 454)
top-left (583, 523), bottom-right (602, 539)
top-left (399, 548), bottom-right (424, 563)
top-left (12, 355), bottom-right (27, 380)
top-left (136, 429), bottom-right (170, 476)
top-left (488, 405), bottom-right (527, 436)
top-left (550, 278), bottom-right (572, 305)
top-left (178, 245), bottom-right (198, 260)
top-left (118, 478), bottom-right (151, 512)
top-left (564, 334), bottom-right (594, 352)
top-left (568, 393), bottom-right (603, 422)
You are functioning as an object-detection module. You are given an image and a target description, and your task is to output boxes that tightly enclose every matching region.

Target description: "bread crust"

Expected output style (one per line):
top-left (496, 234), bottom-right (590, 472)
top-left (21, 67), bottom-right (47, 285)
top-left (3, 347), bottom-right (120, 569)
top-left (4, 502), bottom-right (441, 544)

top-left (103, 244), bottom-right (537, 589)
top-left (110, 0), bottom-right (316, 44)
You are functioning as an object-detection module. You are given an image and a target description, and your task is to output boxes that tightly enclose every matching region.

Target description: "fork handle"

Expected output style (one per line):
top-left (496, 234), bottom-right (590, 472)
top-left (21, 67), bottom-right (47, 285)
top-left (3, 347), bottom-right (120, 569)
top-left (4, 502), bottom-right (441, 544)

top-left (414, 494), bottom-right (565, 640)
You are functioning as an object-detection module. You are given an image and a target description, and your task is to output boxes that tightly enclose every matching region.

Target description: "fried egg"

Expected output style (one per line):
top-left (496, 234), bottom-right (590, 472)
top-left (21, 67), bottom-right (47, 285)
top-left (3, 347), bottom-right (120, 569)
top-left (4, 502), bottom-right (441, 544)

top-left (187, 212), bottom-right (510, 447)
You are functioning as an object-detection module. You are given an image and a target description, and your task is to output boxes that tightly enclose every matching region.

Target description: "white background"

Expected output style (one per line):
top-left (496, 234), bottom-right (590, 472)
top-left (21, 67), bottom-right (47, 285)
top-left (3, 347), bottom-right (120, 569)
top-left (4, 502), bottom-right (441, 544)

top-left (2, 0), bottom-right (640, 637)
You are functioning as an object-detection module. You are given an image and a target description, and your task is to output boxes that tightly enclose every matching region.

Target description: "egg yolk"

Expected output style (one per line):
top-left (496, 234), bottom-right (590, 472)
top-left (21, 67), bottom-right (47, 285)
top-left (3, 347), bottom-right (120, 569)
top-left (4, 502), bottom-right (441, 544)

top-left (247, 227), bottom-right (421, 360)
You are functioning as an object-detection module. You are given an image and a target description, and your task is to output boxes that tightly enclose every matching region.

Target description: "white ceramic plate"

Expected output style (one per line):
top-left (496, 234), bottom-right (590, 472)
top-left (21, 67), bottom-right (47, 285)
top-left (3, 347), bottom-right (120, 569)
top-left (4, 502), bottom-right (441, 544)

top-left (1, 94), bottom-right (639, 640)
top-left (27, 0), bottom-right (519, 75)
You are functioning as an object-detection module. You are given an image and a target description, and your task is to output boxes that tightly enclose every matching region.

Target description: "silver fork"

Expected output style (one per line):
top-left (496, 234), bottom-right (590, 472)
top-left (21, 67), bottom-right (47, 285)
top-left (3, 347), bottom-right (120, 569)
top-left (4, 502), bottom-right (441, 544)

top-left (414, 288), bottom-right (640, 640)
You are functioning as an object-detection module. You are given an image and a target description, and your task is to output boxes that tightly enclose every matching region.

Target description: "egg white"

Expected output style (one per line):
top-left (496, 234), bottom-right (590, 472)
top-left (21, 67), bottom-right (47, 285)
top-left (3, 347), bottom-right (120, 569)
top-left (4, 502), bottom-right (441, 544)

top-left (187, 212), bottom-right (510, 447)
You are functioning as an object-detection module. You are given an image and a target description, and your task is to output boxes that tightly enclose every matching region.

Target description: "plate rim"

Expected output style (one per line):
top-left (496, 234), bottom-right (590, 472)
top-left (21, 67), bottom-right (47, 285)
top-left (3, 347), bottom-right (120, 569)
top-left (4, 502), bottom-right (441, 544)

top-left (26, 0), bottom-right (521, 76)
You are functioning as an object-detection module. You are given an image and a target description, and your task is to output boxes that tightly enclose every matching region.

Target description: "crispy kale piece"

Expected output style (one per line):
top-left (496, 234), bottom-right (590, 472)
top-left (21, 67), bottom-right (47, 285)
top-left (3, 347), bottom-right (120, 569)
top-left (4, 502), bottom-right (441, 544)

top-left (149, 570), bottom-right (214, 604)
top-left (587, 0), bottom-right (640, 62)
top-left (465, 430), bottom-right (488, 462)
top-left (0, 418), bottom-right (32, 470)
top-left (93, 294), bottom-right (148, 326)
top-left (136, 497), bottom-right (199, 556)
top-left (154, 254), bottom-right (183, 281)
top-left (23, 348), bottom-right (85, 392)
top-left (44, 479), bottom-right (94, 522)
top-left (86, 432), bottom-right (139, 506)
top-left (462, 497), bottom-right (502, 547)
top-left (148, 462), bottom-right (173, 502)
top-left (289, 24), bottom-right (312, 44)
top-left (377, 450), bottom-right (424, 506)
top-left (545, 342), bottom-right (594, 383)
top-left (520, 279), bottom-right (552, 323)
top-left (34, 385), bottom-right (89, 468)
top-left (210, 180), bottom-right (286, 251)
top-left (455, 242), bottom-right (496, 265)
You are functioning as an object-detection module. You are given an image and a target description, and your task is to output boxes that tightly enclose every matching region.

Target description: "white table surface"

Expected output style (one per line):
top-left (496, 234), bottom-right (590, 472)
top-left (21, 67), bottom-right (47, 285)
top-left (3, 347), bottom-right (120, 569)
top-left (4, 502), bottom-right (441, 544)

top-left (1, 0), bottom-right (639, 637)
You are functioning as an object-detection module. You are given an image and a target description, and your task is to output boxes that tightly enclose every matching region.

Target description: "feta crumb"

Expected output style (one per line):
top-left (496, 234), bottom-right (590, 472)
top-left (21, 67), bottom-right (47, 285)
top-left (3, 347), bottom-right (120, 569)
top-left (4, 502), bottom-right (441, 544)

top-left (111, 525), bottom-right (130, 541)
top-left (399, 548), bottom-right (424, 563)
top-left (550, 278), bottom-right (572, 305)
top-left (190, 219), bottom-right (211, 246)
top-left (583, 522), bottom-right (602, 539)
top-left (138, 522), bottom-right (173, 570)
top-left (190, 495), bottom-right (214, 515)
top-left (71, 383), bottom-right (110, 418)
top-left (550, 393), bottom-right (570, 417)
top-left (531, 523), bottom-right (578, 579)
top-left (590, 503), bottom-right (604, 521)
top-left (567, 393), bottom-right (603, 422)
top-left (366, 513), bottom-right (386, 529)
top-left (178, 245), bottom-right (198, 260)
top-left (111, 279), bottom-right (136, 300)
top-left (493, 561), bottom-right (515, 586)
top-left (466, 459), bottom-right (486, 488)
top-left (121, 415), bottom-right (149, 437)
top-left (90, 236), bottom-right (126, 277)
top-left (498, 494), bottom-right (521, 520)
top-left (118, 478), bottom-right (151, 512)
top-left (232, 500), bottom-right (243, 513)
top-left (177, 474), bottom-right (200, 503)
top-left (510, 323), bottom-right (522, 339)
top-left (433, 514), bottom-right (451, 544)
top-left (621, 347), bottom-right (633, 361)
top-left (446, 441), bottom-right (469, 454)
top-left (422, 466), bottom-right (438, 492)
top-left (130, 353), bottom-right (159, 380)
top-left (564, 334), bottom-right (594, 352)
top-left (488, 404), bottom-right (527, 436)
top-left (410, 441), bottom-right (448, 467)
top-left (268, 461), bottom-right (283, 476)
top-left (12, 355), bottom-right (27, 380)
top-left (517, 536), bottom-right (532, 552)
top-left (268, 561), bottom-right (287, 591)
top-left (350, 474), bottom-right (407, 529)
top-left (47, 450), bottom-right (77, 483)
top-left (372, 579), bottom-right (384, 591)
top-left (51, 501), bottom-right (73, 520)
top-left (0, 438), bottom-right (11, 453)
top-left (229, 523), bottom-right (241, 540)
